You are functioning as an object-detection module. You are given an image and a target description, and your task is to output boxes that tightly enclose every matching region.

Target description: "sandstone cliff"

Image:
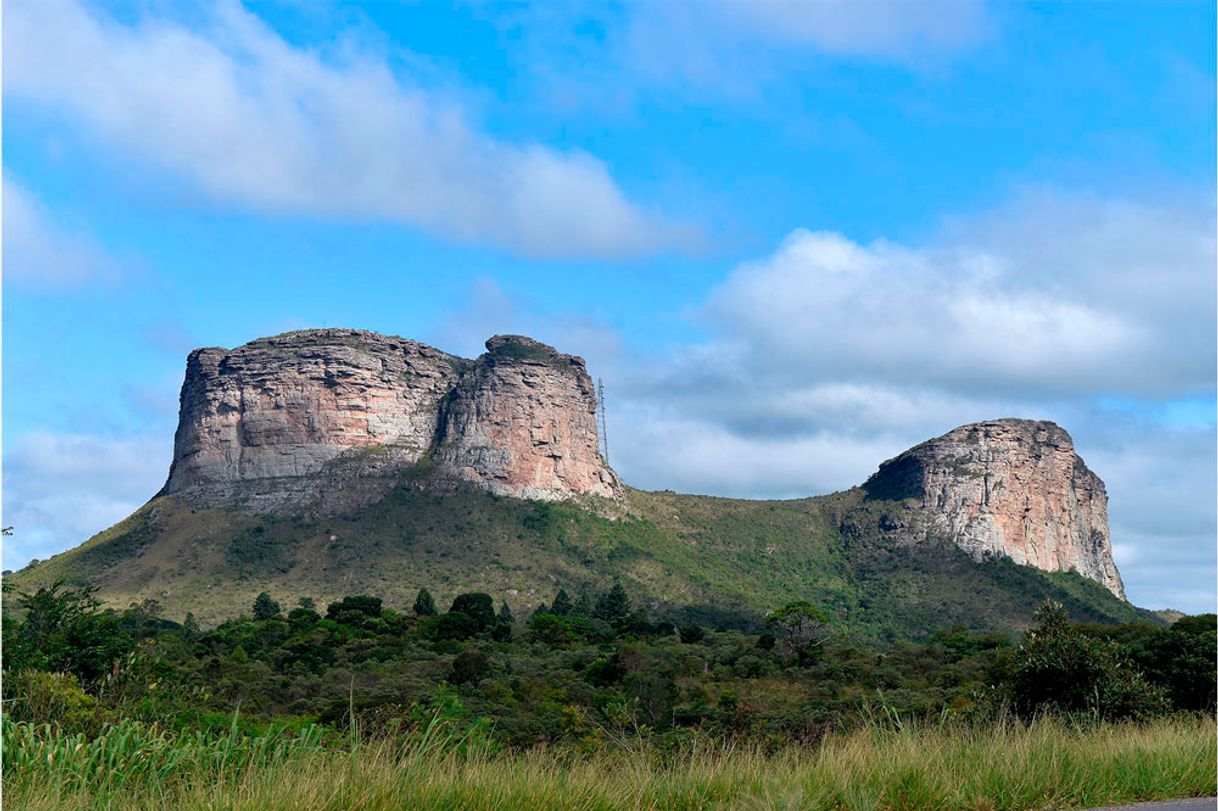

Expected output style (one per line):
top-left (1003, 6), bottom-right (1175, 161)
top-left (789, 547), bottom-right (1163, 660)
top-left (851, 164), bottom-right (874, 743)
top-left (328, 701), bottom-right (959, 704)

top-left (861, 419), bottom-right (1125, 599)
top-left (161, 329), bottom-right (620, 504)
top-left (160, 330), bottom-right (1122, 598)
top-left (436, 336), bottom-right (620, 500)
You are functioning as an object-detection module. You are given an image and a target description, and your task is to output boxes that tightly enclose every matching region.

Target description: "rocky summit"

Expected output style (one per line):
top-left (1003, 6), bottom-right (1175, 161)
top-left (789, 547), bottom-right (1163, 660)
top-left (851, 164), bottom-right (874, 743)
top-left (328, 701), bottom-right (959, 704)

top-left (162, 329), bottom-right (621, 507)
top-left (862, 419), bottom-right (1124, 598)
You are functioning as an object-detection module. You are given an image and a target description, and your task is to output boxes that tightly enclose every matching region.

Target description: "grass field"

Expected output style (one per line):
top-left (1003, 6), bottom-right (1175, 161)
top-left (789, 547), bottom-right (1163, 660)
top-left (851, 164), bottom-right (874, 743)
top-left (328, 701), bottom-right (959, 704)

top-left (5, 714), bottom-right (1214, 810)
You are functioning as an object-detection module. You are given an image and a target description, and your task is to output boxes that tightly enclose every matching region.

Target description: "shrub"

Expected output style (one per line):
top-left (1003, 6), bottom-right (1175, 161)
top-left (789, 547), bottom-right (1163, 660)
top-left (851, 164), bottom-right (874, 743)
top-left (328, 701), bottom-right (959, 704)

top-left (5, 670), bottom-right (108, 736)
top-left (449, 650), bottom-right (491, 685)
top-left (1009, 601), bottom-right (1168, 721)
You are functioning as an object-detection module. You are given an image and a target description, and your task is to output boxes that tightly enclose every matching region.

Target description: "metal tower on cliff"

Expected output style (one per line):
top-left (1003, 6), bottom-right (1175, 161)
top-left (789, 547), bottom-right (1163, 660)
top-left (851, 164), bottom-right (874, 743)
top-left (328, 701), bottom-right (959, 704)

top-left (597, 377), bottom-right (609, 466)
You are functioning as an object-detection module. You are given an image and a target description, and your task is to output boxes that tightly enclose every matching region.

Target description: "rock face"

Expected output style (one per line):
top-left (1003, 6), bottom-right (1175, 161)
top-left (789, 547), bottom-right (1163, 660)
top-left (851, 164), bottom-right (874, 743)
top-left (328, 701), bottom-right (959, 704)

top-left (161, 330), bottom-right (620, 504)
top-left (862, 419), bottom-right (1125, 599)
top-left (436, 336), bottom-right (621, 500)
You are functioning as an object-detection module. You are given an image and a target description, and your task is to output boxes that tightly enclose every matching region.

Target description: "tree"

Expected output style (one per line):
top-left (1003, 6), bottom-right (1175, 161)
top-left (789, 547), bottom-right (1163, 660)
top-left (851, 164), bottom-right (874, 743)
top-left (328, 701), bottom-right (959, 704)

top-left (573, 590), bottom-right (594, 618)
top-left (9, 582), bottom-right (131, 683)
top-left (449, 650), bottom-right (490, 685)
top-left (297, 596), bottom-right (316, 611)
top-left (413, 588), bottom-right (437, 617)
top-left (490, 601), bottom-right (515, 641)
top-left (766, 600), bottom-right (831, 666)
top-left (252, 592), bottom-right (281, 621)
top-left (449, 593), bottom-right (495, 632)
top-left (430, 611), bottom-right (479, 642)
top-left (596, 582), bottom-right (631, 621)
top-left (1008, 601), bottom-right (1168, 721)
top-left (326, 595), bottom-right (383, 623)
top-left (551, 589), bottom-right (573, 616)
top-left (679, 624), bottom-right (705, 644)
top-left (183, 612), bottom-right (201, 638)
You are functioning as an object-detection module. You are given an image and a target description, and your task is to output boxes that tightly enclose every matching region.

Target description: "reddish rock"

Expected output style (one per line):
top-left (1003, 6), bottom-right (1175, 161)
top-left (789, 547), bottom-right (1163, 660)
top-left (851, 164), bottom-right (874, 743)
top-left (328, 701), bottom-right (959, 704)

top-left (436, 335), bottom-right (621, 500)
top-left (863, 419), bottom-right (1125, 598)
top-left (161, 329), bottom-right (618, 503)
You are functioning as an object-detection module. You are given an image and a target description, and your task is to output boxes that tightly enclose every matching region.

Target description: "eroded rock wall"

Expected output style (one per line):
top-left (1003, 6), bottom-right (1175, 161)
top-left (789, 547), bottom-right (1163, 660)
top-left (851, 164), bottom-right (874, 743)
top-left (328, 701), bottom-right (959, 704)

top-left (863, 419), bottom-right (1125, 598)
top-left (436, 335), bottom-right (621, 500)
top-left (161, 329), bottom-right (619, 504)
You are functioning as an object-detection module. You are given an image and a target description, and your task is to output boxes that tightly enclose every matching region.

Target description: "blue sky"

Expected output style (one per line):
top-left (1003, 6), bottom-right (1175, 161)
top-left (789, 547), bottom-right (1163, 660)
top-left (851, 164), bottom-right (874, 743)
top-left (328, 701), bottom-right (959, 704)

top-left (4, 0), bottom-right (1215, 613)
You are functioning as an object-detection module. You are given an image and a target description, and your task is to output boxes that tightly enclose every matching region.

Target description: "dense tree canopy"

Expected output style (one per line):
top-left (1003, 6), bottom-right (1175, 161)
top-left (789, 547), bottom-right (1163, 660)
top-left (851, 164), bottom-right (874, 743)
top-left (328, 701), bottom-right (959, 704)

top-left (2, 583), bottom-right (1212, 749)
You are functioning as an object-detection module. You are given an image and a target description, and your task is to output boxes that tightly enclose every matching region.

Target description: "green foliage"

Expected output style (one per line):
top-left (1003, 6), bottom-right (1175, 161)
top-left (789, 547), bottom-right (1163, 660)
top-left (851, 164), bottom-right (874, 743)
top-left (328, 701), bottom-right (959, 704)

top-left (7, 713), bottom-right (1212, 810)
top-left (1008, 601), bottom-right (1169, 721)
top-left (429, 612), bottom-right (480, 641)
top-left (449, 593), bottom-right (495, 632)
top-left (252, 591), bottom-right (281, 621)
top-left (679, 625), bottom-right (705, 644)
top-left (225, 523), bottom-right (297, 577)
top-left (5, 581), bottom-right (132, 684)
top-left (3, 568), bottom-right (1205, 763)
top-left (326, 595), bottom-right (384, 624)
top-left (766, 600), bottom-right (832, 666)
top-left (413, 587), bottom-right (437, 617)
top-left (595, 582), bottom-right (631, 621)
top-left (449, 649), bottom-right (490, 685)
top-left (551, 589), bottom-right (573, 616)
top-left (5, 671), bottom-right (109, 736)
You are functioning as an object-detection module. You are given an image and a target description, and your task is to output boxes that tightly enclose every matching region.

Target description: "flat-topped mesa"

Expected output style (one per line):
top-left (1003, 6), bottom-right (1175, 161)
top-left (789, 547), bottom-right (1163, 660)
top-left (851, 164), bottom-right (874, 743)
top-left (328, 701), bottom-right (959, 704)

top-left (160, 329), bottom-right (620, 503)
top-left (862, 419), bottom-right (1125, 599)
top-left (436, 335), bottom-right (621, 501)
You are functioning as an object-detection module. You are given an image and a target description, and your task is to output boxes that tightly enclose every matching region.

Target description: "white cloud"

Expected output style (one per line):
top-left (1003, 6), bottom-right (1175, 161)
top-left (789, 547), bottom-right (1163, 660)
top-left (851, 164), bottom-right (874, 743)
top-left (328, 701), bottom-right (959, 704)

top-left (528, 188), bottom-right (1212, 613)
top-left (704, 190), bottom-right (1216, 399)
top-left (3, 178), bottom-right (114, 287)
top-left (2, 432), bottom-right (172, 571)
top-left (4, 0), bottom-right (692, 259)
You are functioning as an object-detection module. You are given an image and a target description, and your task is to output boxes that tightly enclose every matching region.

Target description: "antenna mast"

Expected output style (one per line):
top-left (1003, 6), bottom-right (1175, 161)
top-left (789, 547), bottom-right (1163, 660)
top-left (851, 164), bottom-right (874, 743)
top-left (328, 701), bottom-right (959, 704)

top-left (597, 377), bottom-right (609, 466)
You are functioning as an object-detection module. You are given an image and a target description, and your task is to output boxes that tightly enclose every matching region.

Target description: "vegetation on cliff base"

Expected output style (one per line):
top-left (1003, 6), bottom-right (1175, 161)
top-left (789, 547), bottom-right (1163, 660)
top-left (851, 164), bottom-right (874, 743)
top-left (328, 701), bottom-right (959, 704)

top-left (3, 484), bottom-right (1147, 638)
top-left (3, 577), bottom-right (1212, 810)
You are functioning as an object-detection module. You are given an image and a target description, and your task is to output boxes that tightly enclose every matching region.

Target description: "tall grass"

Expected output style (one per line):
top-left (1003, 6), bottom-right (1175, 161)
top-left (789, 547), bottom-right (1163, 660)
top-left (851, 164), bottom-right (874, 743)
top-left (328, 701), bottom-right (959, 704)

top-left (5, 714), bottom-right (1214, 810)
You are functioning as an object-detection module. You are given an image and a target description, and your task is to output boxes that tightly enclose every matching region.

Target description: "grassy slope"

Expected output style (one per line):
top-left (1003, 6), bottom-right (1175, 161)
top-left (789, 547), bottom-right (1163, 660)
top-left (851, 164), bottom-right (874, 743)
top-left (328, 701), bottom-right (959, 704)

top-left (5, 482), bottom-right (1145, 636)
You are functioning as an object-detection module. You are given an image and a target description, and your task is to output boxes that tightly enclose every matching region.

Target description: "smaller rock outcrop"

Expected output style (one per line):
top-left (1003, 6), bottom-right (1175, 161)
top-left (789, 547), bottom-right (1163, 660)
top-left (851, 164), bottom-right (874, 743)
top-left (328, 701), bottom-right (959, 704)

top-left (862, 419), bottom-right (1125, 599)
top-left (437, 336), bottom-right (621, 500)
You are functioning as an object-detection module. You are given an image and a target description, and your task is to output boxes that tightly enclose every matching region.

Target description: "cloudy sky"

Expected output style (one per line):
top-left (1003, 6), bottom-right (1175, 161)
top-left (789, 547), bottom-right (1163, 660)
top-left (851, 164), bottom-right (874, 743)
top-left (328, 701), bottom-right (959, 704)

top-left (4, 0), bottom-right (1214, 613)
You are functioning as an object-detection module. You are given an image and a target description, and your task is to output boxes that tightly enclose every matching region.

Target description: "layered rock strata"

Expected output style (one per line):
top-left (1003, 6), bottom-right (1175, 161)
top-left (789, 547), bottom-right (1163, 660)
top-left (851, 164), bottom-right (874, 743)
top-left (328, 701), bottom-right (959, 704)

top-left (862, 419), bottom-right (1125, 599)
top-left (161, 330), bottom-right (620, 504)
top-left (437, 336), bottom-right (620, 500)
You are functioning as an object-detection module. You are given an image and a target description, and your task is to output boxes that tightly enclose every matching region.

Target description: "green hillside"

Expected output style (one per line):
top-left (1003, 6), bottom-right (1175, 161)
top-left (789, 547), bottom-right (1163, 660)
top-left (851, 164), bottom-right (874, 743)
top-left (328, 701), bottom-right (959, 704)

top-left (4, 477), bottom-right (1146, 637)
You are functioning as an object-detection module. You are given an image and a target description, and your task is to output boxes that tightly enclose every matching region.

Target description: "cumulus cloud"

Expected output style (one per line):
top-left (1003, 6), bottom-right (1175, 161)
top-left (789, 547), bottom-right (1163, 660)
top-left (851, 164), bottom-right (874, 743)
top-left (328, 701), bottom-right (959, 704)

top-left (4, 0), bottom-right (692, 258)
top-left (564, 189), bottom-right (1212, 612)
top-left (3, 177), bottom-right (114, 287)
top-left (704, 190), bottom-right (1216, 399)
top-left (2, 432), bottom-right (172, 571)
